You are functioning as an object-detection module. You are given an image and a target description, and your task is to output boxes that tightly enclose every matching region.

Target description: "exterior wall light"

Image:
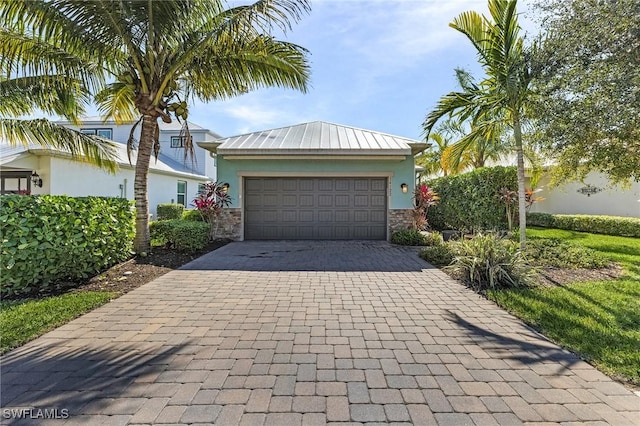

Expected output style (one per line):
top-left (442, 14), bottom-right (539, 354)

top-left (401, 183), bottom-right (408, 193)
top-left (31, 171), bottom-right (43, 188)
top-left (221, 183), bottom-right (230, 193)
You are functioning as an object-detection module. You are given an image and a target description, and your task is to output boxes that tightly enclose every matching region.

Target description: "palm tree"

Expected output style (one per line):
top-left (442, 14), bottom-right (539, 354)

top-left (423, 0), bottom-right (533, 249)
top-left (0, 27), bottom-right (118, 171)
top-left (2, 0), bottom-right (311, 252)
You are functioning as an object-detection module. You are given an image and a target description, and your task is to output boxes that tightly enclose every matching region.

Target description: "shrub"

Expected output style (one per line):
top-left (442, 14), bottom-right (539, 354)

top-left (182, 209), bottom-right (205, 222)
top-left (391, 229), bottom-right (427, 245)
top-left (149, 220), bottom-right (209, 252)
top-left (524, 238), bottom-right (610, 269)
top-left (156, 203), bottom-right (184, 220)
top-left (420, 244), bottom-right (455, 267)
top-left (422, 231), bottom-right (444, 246)
top-left (527, 213), bottom-right (640, 237)
top-left (445, 233), bottom-right (537, 291)
top-left (1, 195), bottom-right (134, 298)
top-left (426, 166), bottom-right (518, 232)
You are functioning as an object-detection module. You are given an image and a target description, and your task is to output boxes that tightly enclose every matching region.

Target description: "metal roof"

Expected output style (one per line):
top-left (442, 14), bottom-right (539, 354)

top-left (201, 121), bottom-right (427, 156)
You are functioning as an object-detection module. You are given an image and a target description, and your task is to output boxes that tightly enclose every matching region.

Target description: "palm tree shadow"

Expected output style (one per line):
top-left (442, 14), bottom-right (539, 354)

top-left (447, 311), bottom-right (582, 369)
top-left (1, 341), bottom-right (189, 416)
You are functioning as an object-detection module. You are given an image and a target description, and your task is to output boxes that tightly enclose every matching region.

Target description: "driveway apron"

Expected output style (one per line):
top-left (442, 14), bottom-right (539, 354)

top-left (1, 241), bottom-right (638, 425)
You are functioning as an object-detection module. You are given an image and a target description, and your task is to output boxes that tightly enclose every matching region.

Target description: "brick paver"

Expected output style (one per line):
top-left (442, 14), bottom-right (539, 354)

top-left (1, 241), bottom-right (638, 425)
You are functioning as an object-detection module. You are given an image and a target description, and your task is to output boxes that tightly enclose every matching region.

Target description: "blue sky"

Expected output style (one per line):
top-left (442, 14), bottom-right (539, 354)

top-left (190, 0), bottom-right (538, 141)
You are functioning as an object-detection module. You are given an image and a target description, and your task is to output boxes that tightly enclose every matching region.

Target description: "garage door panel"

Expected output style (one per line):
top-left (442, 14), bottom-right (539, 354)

top-left (318, 195), bottom-right (333, 207)
top-left (244, 177), bottom-right (386, 240)
top-left (318, 179), bottom-right (334, 191)
top-left (299, 210), bottom-right (314, 222)
top-left (299, 195), bottom-right (314, 206)
top-left (335, 195), bottom-right (350, 207)
top-left (318, 210), bottom-right (334, 222)
top-left (371, 179), bottom-right (387, 191)
top-left (354, 195), bottom-right (369, 207)
top-left (282, 194), bottom-right (297, 207)
top-left (371, 195), bottom-right (386, 207)
top-left (299, 179), bottom-right (314, 191)
top-left (282, 210), bottom-right (298, 222)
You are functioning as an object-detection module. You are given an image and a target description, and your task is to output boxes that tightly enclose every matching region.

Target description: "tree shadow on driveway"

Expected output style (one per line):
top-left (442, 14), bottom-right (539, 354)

top-left (1, 341), bottom-right (189, 418)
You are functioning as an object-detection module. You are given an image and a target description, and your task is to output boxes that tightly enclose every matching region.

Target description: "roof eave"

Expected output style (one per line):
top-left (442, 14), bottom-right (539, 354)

top-left (216, 148), bottom-right (413, 156)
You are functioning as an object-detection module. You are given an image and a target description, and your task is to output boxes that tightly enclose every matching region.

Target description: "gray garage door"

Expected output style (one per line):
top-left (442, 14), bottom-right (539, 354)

top-left (244, 177), bottom-right (387, 240)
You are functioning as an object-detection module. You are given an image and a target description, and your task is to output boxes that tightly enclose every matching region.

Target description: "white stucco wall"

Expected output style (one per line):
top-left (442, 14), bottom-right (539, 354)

top-left (531, 172), bottom-right (640, 218)
top-left (47, 157), bottom-right (207, 216)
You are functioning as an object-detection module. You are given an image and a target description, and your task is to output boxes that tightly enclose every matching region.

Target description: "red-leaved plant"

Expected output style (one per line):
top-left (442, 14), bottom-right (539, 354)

top-left (192, 182), bottom-right (232, 239)
top-left (412, 184), bottom-right (439, 230)
top-left (498, 187), bottom-right (518, 231)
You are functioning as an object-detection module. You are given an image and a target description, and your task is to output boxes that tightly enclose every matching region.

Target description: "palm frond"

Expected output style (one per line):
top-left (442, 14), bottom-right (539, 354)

top-left (95, 82), bottom-right (138, 123)
top-left (0, 118), bottom-right (119, 173)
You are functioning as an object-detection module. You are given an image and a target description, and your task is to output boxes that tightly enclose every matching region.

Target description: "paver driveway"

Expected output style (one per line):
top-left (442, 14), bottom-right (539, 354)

top-left (2, 241), bottom-right (638, 425)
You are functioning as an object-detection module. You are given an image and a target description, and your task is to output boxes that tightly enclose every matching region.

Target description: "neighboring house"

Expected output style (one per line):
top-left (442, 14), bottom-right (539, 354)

top-left (0, 118), bottom-right (222, 216)
top-left (530, 172), bottom-right (640, 218)
top-left (199, 121), bottom-right (427, 240)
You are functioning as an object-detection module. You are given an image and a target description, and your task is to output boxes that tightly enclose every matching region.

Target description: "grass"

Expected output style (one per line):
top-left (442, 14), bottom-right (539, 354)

top-left (0, 291), bottom-right (115, 354)
top-left (489, 227), bottom-right (640, 385)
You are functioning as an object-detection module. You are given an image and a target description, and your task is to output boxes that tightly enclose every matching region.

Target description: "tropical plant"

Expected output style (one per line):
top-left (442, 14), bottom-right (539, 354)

top-left (423, 0), bottom-right (534, 249)
top-left (192, 182), bottom-right (232, 239)
top-left (497, 187), bottom-right (517, 231)
top-left (0, 26), bottom-right (118, 171)
top-left (445, 233), bottom-right (537, 291)
top-left (411, 184), bottom-right (439, 230)
top-left (1, 0), bottom-right (311, 253)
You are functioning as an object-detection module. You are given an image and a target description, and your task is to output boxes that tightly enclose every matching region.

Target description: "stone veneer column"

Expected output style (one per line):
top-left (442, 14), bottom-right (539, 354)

top-left (214, 208), bottom-right (242, 240)
top-left (388, 209), bottom-right (413, 238)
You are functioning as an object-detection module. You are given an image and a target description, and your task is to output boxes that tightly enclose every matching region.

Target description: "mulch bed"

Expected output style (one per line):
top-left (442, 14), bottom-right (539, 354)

top-left (538, 263), bottom-right (624, 287)
top-left (71, 240), bottom-right (228, 295)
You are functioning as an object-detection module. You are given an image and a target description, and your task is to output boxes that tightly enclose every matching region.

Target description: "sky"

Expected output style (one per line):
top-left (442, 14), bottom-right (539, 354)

top-left (188, 0), bottom-right (540, 141)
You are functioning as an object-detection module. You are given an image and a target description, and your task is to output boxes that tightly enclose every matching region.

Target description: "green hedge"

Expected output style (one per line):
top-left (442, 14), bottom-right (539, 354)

top-left (156, 203), bottom-right (184, 220)
top-left (527, 213), bottom-right (640, 237)
top-left (1, 196), bottom-right (134, 298)
top-left (426, 166), bottom-right (517, 232)
top-left (149, 220), bottom-right (209, 252)
top-left (182, 209), bottom-right (205, 222)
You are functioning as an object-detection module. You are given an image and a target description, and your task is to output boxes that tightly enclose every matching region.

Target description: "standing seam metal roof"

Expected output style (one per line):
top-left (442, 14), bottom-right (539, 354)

top-left (213, 121), bottom-right (427, 155)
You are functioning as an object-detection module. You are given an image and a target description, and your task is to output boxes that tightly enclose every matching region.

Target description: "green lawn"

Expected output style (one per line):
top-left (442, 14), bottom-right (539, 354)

top-left (0, 291), bottom-right (115, 354)
top-left (489, 228), bottom-right (640, 385)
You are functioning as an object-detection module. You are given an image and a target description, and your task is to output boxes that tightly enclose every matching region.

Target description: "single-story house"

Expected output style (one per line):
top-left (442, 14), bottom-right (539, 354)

top-left (0, 142), bottom-right (209, 217)
top-left (199, 121), bottom-right (427, 240)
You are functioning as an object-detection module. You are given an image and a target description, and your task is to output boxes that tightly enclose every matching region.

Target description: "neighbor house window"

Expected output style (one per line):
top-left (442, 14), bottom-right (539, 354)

top-left (171, 136), bottom-right (186, 148)
top-left (197, 183), bottom-right (206, 194)
top-left (177, 181), bottom-right (187, 206)
top-left (80, 128), bottom-right (113, 139)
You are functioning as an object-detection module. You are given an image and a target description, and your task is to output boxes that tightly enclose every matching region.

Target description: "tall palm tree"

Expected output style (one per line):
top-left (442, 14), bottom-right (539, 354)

top-left (0, 27), bottom-right (118, 171)
top-left (423, 0), bottom-right (533, 249)
top-left (2, 0), bottom-right (311, 252)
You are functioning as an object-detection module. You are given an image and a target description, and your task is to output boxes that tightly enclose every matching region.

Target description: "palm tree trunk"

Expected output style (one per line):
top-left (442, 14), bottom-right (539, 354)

top-left (513, 115), bottom-right (527, 250)
top-left (133, 114), bottom-right (157, 253)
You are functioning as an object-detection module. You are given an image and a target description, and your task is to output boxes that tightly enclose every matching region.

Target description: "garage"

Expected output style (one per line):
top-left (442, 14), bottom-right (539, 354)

top-left (198, 121), bottom-right (427, 241)
top-left (244, 177), bottom-right (387, 240)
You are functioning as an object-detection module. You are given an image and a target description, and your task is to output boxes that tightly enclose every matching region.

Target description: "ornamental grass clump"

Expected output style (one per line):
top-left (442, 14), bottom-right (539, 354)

top-left (446, 233), bottom-right (537, 292)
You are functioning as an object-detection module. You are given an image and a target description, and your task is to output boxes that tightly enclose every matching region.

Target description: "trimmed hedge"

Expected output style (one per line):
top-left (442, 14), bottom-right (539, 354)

top-left (156, 203), bottom-right (184, 220)
top-left (527, 213), bottom-right (640, 237)
top-left (1, 195), bottom-right (134, 297)
top-left (182, 209), bottom-right (205, 222)
top-left (426, 166), bottom-right (517, 232)
top-left (149, 220), bottom-right (209, 252)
